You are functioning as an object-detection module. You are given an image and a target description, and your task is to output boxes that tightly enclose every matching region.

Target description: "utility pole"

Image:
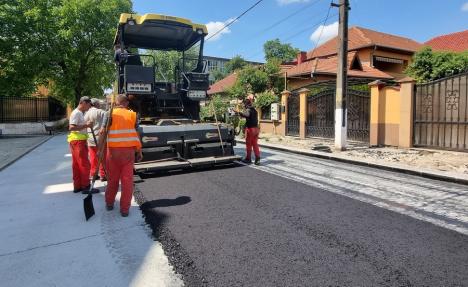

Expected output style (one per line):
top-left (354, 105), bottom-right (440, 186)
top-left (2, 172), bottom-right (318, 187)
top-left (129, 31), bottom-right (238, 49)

top-left (333, 0), bottom-right (349, 150)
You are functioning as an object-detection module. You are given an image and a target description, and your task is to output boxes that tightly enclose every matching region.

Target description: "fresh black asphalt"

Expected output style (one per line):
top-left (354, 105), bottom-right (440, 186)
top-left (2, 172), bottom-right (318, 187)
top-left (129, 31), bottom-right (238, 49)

top-left (134, 163), bottom-right (468, 287)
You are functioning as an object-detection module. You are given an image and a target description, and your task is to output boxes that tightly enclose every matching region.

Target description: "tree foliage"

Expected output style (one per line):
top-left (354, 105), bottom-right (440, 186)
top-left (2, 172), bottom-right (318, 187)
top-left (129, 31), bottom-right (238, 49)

top-left (406, 47), bottom-right (468, 83)
top-left (143, 47), bottom-right (199, 82)
top-left (199, 94), bottom-right (230, 122)
top-left (211, 68), bottom-right (227, 82)
top-left (254, 91), bottom-right (278, 108)
top-left (0, 0), bottom-right (132, 103)
top-left (228, 58), bottom-right (284, 100)
top-left (263, 38), bottom-right (299, 62)
top-left (225, 55), bottom-right (247, 74)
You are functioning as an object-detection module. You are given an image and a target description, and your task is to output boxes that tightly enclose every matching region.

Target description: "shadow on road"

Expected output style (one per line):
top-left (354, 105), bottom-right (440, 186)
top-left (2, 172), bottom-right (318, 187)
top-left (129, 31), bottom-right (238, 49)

top-left (140, 196), bottom-right (191, 210)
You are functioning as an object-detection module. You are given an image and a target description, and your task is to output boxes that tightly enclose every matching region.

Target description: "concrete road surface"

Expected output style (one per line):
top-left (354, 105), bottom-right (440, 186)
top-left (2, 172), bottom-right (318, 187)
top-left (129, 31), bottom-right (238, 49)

top-left (136, 145), bottom-right (468, 287)
top-left (0, 135), bottom-right (183, 287)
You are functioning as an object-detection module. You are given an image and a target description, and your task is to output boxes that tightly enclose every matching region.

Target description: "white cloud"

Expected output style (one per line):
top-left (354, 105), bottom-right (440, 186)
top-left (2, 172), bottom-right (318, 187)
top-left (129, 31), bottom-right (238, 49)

top-left (205, 18), bottom-right (235, 41)
top-left (462, 2), bottom-right (468, 11)
top-left (277, 0), bottom-right (309, 5)
top-left (309, 21), bottom-right (339, 45)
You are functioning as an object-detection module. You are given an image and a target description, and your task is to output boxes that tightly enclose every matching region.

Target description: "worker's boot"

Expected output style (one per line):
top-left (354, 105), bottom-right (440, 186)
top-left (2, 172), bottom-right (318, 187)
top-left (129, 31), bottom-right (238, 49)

top-left (254, 157), bottom-right (260, 165)
top-left (241, 158), bottom-right (252, 164)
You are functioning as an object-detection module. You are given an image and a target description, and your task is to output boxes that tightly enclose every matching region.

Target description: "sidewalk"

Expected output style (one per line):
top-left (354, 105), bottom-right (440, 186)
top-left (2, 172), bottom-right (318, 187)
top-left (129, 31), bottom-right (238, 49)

top-left (0, 135), bottom-right (182, 287)
top-left (0, 135), bottom-right (51, 171)
top-left (238, 133), bottom-right (468, 185)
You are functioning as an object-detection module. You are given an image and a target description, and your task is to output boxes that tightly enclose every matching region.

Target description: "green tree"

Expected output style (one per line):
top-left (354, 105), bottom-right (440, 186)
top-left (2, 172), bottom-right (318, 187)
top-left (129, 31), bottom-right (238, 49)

top-left (48, 0), bottom-right (132, 104)
top-left (406, 47), bottom-right (468, 82)
top-left (225, 55), bottom-right (247, 74)
top-left (211, 68), bottom-right (227, 82)
top-left (0, 0), bottom-right (132, 103)
top-left (199, 94), bottom-right (229, 122)
top-left (0, 0), bottom-right (61, 97)
top-left (144, 46), bottom-right (199, 82)
top-left (234, 64), bottom-right (269, 95)
top-left (263, 38), bottom-right (299, 62)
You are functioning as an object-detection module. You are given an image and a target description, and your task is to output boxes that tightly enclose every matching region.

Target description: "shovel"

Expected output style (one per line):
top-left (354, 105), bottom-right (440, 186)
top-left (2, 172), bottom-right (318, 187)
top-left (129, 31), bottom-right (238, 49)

top-left (83, 127), bottom-right (106, 221)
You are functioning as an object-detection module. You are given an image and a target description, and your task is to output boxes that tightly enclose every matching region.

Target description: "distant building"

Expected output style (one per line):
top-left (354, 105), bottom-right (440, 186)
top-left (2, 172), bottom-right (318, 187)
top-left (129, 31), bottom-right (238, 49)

top-left (203, 56), bottom-right (262, 84)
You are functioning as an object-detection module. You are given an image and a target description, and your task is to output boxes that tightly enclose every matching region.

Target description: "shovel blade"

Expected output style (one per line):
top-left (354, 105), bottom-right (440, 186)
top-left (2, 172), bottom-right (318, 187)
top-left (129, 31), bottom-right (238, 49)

top-left (83, 194), bottom-right (95, 221)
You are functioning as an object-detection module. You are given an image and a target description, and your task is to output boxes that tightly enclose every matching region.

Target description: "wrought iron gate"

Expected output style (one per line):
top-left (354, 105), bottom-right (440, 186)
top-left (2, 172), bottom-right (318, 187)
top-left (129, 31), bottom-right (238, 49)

top-left (305, 87), bottom-right (370, 142)
top-left (413, 72), bottom-right (468, 151)
top-left (287, 92), bottom-right (300, 136)
top-left (306, 89), bottom-right (335, 138)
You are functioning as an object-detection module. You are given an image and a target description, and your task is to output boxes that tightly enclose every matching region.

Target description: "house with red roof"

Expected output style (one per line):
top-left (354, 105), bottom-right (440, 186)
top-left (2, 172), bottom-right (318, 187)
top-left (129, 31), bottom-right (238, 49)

top-left (284, 26), bottom-right (422, 90)
top-left (424, 29), bottom-right (468, 52)
top-left (209, 26), bottom-right (423, 95)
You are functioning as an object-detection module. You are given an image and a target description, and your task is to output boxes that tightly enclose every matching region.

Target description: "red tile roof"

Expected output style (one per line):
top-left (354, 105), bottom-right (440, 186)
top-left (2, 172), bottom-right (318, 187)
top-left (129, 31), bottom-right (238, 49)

top-left (208, 72), bottom-right (237, 95)
top-left (424, 30), bottom-right (468, 52)
top-left (306, 26), bottom-right (422, 60)
top-left (286, 51), bottom-right (393, 79)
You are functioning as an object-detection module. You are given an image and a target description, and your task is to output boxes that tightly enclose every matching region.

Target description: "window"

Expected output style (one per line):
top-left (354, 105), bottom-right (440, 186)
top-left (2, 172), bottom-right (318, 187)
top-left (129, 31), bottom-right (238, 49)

top-left (261, 105), bottom-right (271, 120)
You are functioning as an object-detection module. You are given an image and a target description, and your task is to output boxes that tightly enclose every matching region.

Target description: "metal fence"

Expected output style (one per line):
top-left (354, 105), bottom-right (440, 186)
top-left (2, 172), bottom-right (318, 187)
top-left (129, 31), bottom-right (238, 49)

top-left (0, 96), bottom-right (66, 123)
top-left (413, 72), bottom-right (468, 151)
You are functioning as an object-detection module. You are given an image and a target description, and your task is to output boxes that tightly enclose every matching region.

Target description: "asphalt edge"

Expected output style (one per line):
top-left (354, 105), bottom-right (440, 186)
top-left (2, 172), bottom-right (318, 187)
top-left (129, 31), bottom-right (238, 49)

top-left (237, 139), bottom-right (468, 186)
top-left (0, 135), bottom-right (54, 172)
top-left (133, 184), bottom-right (208, 287)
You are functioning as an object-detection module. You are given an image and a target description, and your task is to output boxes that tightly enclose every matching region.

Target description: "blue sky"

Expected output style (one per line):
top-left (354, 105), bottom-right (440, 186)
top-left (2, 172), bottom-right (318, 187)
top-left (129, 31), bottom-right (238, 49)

top-left (132, 0), bottom-right (468, 62)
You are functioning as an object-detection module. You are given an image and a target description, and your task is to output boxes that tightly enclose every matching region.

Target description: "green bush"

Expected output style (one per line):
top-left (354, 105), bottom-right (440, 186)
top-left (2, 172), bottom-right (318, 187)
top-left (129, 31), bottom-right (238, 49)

top-left (406, 47), bottom-right (468, 82)
top-left (254, 91), bottom-right (279, 108)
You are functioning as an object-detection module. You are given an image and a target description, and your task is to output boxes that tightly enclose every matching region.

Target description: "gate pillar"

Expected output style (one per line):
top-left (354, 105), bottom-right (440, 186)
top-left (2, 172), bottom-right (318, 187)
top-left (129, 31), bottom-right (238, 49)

top-left (280, 90), bottom-right (290, 136)
top-left (398, 77), bottom-right (415, 148)
top-left (298, 88), bottom-right (309, 139)
top-left (369, 80), bottom-right (385, 146)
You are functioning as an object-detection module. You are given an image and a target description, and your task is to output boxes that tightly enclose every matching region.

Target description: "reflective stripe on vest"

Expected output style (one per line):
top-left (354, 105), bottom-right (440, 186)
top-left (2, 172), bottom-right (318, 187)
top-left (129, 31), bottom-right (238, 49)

top-left (67, 131), bottom-right (88, 142)
top-left (107, 108), bottom-right (142, 149)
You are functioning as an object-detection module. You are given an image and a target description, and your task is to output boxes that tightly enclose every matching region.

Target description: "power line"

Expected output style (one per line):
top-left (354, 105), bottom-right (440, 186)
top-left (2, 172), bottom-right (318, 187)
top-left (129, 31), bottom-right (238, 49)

top-left (244, 12), bottom-right (338, 61)
top-left (252, 0), bottom-right (324, 38)
top-left (307, 2), bottom-right (333, 59)
top-left (206, 0), bottom-right (265, 41)
top-left (237, 2), bottom-right (328, 56)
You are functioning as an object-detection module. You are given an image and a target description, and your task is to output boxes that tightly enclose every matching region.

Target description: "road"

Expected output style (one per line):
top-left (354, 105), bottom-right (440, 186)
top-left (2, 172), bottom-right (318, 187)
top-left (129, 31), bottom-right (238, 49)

top-left (135, 145), bottom-right (468, 287)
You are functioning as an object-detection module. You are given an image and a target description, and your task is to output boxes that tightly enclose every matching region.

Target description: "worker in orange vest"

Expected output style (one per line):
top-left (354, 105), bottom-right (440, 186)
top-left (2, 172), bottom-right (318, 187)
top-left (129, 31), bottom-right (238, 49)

top-left (104, 94), bottom-right (143, 217)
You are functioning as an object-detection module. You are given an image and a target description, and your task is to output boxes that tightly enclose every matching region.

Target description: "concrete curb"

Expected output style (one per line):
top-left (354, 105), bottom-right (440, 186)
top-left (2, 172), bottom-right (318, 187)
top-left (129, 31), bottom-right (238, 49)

top-left (0, 135), bottom-right (54, 172)
top-left (237, 139), bottom-right (468, 186)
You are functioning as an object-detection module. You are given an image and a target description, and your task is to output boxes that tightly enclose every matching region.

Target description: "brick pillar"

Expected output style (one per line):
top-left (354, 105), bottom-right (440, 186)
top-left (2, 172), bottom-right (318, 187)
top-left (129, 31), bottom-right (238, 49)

top-left (398, 77), bottom-right (415, 148)
top-left (280, 90), bottom-right (290, 136)
top-left (368, 80), bottom-right (385, 146)
top-left (297, 88), bottom-right (309, 139)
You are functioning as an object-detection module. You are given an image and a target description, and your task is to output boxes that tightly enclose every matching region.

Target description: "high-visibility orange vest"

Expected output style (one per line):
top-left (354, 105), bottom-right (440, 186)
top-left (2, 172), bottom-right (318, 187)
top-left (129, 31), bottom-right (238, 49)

top-left (107, 107), bottom-right (142, 150)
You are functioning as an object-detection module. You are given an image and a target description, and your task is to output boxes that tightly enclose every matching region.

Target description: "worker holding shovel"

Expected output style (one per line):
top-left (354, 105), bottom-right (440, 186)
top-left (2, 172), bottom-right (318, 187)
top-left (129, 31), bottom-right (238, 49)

top-left (68, 96), bottom-right (99, 194)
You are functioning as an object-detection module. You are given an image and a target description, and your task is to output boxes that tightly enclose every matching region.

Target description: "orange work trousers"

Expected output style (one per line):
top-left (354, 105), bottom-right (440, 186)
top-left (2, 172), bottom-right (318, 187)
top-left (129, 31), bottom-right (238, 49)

top-left (89, 146), bottom-right (106, 178)
top-left (245, 127), bottom-right (260, 160)
top-left (70, 140), bottom-right (90, 190)
top-left (105, 147), bottom-right (135, 213)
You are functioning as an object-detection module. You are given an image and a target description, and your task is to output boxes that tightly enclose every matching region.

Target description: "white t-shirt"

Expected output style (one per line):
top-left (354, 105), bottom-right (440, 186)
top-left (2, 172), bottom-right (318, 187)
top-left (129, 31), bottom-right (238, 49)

top-left (69, 108), bottom-right (87, 136)
top-left (84, 107), bottom-right (107, 146)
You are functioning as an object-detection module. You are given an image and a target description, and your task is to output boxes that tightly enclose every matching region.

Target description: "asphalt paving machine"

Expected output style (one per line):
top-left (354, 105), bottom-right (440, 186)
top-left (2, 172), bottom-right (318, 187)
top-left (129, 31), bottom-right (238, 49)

top-left (114, 13), bottom-right (240, 172)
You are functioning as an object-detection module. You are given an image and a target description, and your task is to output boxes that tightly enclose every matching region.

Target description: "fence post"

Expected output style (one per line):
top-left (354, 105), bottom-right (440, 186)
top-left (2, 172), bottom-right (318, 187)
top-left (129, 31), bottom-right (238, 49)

top-left (0, 97), bottom-right (3, 123)
top-left (298, 88), bottom-right (309, 139)
top-left (35, 98), bottom-right (38, 122)
top-left (397, 77), bottom-right (415, 148)
top-left (280, 90), bottom-right (290, 136)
